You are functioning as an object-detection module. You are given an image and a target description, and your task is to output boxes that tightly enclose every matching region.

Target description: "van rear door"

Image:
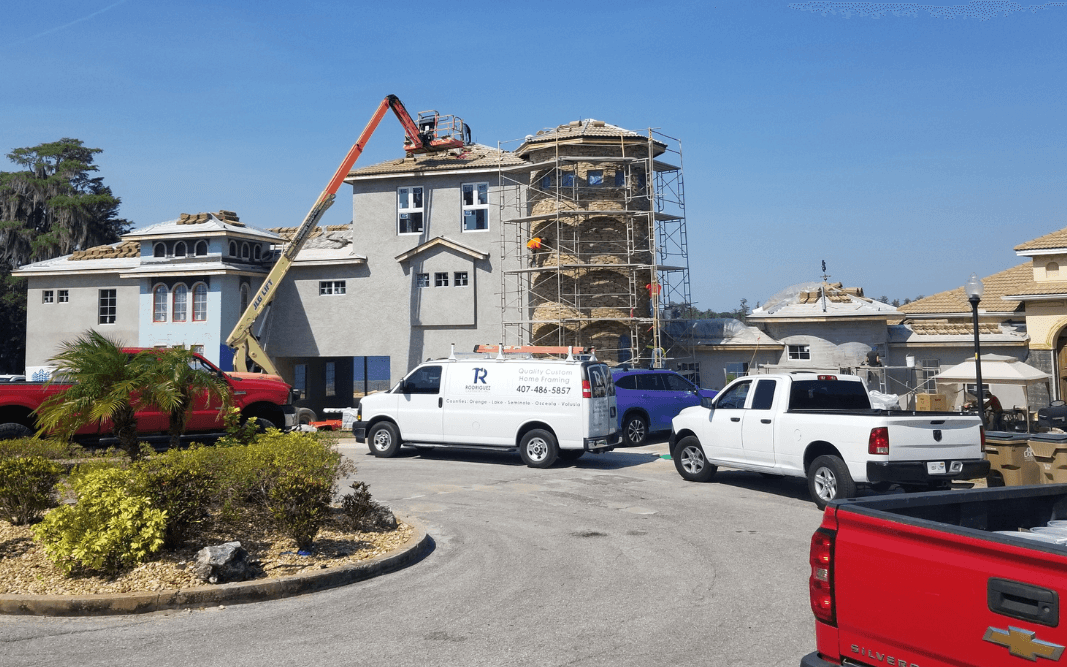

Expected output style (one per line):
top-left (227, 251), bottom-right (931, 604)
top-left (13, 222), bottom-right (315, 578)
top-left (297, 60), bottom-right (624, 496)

top-left (584, 363), bottom-right (617, 438)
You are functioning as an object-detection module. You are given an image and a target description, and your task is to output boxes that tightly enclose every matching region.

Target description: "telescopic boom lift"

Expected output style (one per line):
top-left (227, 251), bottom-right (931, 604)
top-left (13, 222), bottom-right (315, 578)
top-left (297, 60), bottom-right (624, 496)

top-left (226, 95), bottom-right (470, 374)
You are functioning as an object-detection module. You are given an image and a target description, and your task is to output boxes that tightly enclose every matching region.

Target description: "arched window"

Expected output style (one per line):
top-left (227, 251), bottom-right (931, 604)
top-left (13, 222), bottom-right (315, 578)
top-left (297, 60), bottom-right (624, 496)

top-left (193, 283), bottom-right (208, 321)
top-left (174, 241), bottom-right (187, 257)
top-left (153, 284), bottom-right (168, 322)
top-left (172, 283), bottom-right (188, 322)
top-left (240, 283), bottom-right (250, 313)
top-left (241, 243), bottom-right (250, 260)
top-left (253, 244), bottom-right (262, 260)
top-left (195, 240), bottom-right (208, 256)
top-left (153, 243), bottom-right (166, 258)
top-left (229, 241), bottom-right (238, 256)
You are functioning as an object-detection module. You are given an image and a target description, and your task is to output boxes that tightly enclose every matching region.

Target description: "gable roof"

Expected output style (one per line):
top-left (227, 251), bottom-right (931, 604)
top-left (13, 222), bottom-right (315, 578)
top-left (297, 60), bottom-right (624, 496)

top-left (1015, 225), bottom-right (1067, 253)
top-left (897, 263), bottom-right (1030, 315)
top-left (346, 144), bottom-right (524, 179)
top-left (394, 236), bottom-right (489, 263)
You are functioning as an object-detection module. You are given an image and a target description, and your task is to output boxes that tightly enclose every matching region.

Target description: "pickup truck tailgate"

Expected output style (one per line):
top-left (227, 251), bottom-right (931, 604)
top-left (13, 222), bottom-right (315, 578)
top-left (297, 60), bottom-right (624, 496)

top-left (831, 499), bottom-right (1067, 667)
top-left (884, 414), bottom-right (980, 461)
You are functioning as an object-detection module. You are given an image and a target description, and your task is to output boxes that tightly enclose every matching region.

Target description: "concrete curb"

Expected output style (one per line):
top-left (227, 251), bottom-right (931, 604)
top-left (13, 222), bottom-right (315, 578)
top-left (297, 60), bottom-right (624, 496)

top-left (0, 517), bottom-right (431, 616)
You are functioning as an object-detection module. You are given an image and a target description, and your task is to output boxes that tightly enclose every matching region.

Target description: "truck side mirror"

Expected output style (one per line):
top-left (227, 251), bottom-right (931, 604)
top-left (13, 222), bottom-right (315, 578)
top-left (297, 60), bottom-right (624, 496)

top-left (701, 396), bottom-right (715, 409)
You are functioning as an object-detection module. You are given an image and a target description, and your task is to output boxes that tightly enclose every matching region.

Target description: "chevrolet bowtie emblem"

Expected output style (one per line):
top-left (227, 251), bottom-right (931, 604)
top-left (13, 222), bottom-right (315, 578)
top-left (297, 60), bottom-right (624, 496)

top-left (984, 626), bottom-right (1065, 661)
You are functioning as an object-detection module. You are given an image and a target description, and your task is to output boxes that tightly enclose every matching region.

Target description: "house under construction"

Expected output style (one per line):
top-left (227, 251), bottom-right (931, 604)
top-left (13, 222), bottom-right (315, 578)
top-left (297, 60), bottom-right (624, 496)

top-left (497, 120), bottom-right (693, 368)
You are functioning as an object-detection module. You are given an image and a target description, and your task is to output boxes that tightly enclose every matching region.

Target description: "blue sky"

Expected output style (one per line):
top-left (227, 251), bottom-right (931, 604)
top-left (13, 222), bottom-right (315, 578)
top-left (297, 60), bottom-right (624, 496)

top-left (2, 1), bottom-right (1065, 311)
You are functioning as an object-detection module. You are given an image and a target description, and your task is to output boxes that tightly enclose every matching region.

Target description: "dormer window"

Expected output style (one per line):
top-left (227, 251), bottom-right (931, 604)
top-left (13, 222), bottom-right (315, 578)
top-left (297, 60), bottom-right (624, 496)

top-left (174, 241), bottom-right (187, 257)
top-left (153, 243), bottom-right (166, 258)
top-left (241, 243), bottom-right (250, 260)
top-left (253, 245), bottom-right (262, 260)
top-left (229, 241), bottom-right (238, 256)
top-left (195, 240), bottom-right (208, 256)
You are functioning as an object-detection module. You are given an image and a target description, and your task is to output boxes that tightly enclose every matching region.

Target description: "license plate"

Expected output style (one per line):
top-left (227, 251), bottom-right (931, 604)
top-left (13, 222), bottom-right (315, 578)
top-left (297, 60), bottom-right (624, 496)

top-left (927, 461), bottom-right (946, 475)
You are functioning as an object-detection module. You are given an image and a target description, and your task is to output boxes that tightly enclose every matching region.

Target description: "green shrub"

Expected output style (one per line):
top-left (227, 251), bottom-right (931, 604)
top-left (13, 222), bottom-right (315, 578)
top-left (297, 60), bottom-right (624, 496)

top-left (133, 446), bottom-right (217, 549)
top-left (0, 456), bottom-right (62, 525)
top-left (34, 467), bottom-right (166, 575)
top-left (269, 472), bottom-right (333, 551)
top-left (215, 408), bottom-right (262, 448)
top-left (339, 481), bottom-right (395, 531)
top-left (0, 436), bottom-right (83, 461)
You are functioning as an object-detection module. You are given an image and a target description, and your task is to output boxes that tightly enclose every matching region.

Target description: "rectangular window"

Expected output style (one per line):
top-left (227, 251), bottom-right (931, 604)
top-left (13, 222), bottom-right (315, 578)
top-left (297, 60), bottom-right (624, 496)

top-left (325, 362), bottom-right (336, 397)
top-left (725, 362), bottom-right (748, 383)
top-left (541, 174), bottom-right (552, 188)
top-left (454, 271), bottom-right (468, 287)
top-left (614, 170), bottom-right (625, 187)
top-left (788, 345), bottom-right (811, 360)
top-left (354, 355), bottom-right (391, 395)
top-left (99, 289), bottom-right (116, 324)
top-left (42, 290), bottom-right (54, 304)
top-left (587, 170), bottom-right (603, 186)
top-left (397, 186), bottom-right (424, 234)
top-left (319, 280), bottom-right (346, 295)
top-left (434, 272), bottom-right (449, 287)
top-left (416, 273), bottom-right (430, 288)
top-left (920, 359), bottom-right (940, 392)
top-left (561, 172), bottom-right (574, 187)
top-left (294, 364), bottom-right (307, 398)
top-left (57, 289), bottom-right (69, 303)
top-left (461, 182), bottom-right (489, 231)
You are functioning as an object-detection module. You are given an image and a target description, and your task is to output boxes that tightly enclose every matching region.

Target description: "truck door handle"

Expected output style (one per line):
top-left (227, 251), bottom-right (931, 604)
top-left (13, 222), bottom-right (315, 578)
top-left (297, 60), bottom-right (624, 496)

top-left (731, 417), bottom-right (740, 422)
top-left (761, 419), bottom-right (771, 424)
top-left (988, 577), bottom-right (1059, 627)
top-left (438, 397), bottom-right (443, 408)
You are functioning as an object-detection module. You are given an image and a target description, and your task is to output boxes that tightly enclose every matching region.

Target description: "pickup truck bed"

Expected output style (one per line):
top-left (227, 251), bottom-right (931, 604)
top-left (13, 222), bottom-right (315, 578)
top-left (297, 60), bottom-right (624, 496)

top-left (804, 485), bottom-right (1067, 667)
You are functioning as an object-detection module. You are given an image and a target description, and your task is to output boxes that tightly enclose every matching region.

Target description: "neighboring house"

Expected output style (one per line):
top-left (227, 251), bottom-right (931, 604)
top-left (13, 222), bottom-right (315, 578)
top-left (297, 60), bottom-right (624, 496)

top-left (15, 211), bottom-right (280, 379)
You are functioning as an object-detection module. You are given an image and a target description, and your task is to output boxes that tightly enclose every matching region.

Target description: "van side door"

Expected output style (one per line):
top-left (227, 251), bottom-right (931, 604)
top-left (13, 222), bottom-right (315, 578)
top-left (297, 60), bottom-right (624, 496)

top-left (396, 364), bottom-right (445, 442)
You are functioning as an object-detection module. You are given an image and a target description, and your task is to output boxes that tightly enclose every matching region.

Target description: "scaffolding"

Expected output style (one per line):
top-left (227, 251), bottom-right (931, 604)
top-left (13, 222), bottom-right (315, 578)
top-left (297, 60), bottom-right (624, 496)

top-left (497, 121), bottom-right (693, 368)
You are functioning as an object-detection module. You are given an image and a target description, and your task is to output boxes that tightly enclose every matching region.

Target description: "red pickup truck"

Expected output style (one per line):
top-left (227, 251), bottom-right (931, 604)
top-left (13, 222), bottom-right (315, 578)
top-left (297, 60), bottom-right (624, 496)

top-left (803, 485), bottom-right (1067, 667)
top-left (0, 352), bottom-right (298, 443)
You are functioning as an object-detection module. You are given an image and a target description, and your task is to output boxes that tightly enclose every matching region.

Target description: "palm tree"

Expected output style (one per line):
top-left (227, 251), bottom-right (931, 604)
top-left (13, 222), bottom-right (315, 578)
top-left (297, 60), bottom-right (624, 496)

top-left (140, 347), bottom-right (232, 449)
top-left (35, 330), bottom-right (151, 459)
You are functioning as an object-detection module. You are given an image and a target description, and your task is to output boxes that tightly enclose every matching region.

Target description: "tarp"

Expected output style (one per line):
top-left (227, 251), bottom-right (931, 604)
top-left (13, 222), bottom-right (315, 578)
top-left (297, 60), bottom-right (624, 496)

top-left (934, 354), bottom-right (1050, 385)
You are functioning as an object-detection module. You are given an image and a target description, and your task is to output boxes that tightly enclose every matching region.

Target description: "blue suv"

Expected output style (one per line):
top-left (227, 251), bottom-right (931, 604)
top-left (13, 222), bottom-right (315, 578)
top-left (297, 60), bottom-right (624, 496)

top-left (612, 368), bottom-right (718, 446)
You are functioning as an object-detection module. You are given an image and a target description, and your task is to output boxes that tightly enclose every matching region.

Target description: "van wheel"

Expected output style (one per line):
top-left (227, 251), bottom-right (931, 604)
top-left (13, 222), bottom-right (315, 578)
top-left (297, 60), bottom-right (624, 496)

top-left (807, 455), bottom-right (856, 510)
top-left (674, 436), bottom-right (717, 482)
top-left (558, 449), bottom-right (584, 461)
top-left (0, 423), bottom-right (32, 440)
top-left (519, 429), bottom-right (558, 468)
top-left (368, 422), bottom-right (402, 458)
top-left (623, 413), bottom-right (648, 447)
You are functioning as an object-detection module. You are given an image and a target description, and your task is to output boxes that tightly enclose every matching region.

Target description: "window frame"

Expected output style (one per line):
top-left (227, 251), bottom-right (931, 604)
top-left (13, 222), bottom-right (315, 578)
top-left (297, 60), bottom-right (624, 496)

top-left (416, 273), bottom-right (430, 288)
top-left (319, 280), bottom-right (346, 296)
top-left (325, 362), bottom-right (336, 398)
top-left (153, 242), bottom-right (167, 258)
top-left (195, 240), bottom-right (208, 256)
top-left (192, 282), bottom-right (208, 321)
top-left (229, 241), bottom-right (238, 257)
top-left (240, 283), bottom-right (250, 312)
top-left (57, 289), bottom-right (69, 304)
top-left (241, 243), bottom-right (250, 260)
top-left (587, 170), bottom-right (604, 186)
top-left (788, 344), bottom-right (811, 361)
top-left (42, 290), bottom-right (54, 304)
top-left (172, 283), bottom-right (188, 322)
top-left (99, 289), bottom-right (117, 325)
top-left (454, 271), bottom-right (468, 287)
top-left (153, 284), bottom-right (168, 322)
top-left (434, 272), bottom-right (449, 287)
top-left (397, 186), bottom-right (425, 235)
top-left (461, 182), bottom-right (489, 232)
top-left (173, 241), bottom-right (187, 257)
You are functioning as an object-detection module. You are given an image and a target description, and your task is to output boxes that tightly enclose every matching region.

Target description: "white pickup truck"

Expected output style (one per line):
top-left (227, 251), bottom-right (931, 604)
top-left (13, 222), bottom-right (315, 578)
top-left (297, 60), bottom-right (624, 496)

top-left (669, 372), bottom-right (988, 508)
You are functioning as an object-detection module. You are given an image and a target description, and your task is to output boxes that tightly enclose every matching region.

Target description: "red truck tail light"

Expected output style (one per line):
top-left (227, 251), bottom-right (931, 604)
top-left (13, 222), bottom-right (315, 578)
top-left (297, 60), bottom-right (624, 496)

top-left (582, 380), bottom-right (591, 398)
top-left (868, 426), bottom-right (889, 455)
top-left (809, 527), bottom-right (836, 626)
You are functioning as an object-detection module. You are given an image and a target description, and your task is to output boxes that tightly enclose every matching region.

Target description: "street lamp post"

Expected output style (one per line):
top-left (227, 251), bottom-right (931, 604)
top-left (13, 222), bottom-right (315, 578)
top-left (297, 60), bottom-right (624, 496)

top-left (965, 273), bottom-right (985, 424)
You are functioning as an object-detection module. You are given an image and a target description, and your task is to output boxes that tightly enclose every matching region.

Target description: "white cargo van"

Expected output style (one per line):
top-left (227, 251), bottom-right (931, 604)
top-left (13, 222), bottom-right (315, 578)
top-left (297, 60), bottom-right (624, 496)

top-left (352, 350), bottom-right (619, 467)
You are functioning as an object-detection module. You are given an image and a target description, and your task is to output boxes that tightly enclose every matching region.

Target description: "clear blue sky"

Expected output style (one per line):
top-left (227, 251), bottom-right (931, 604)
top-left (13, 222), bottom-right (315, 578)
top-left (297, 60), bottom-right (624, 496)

top-left (3, 1), bottom-right (1065, 311)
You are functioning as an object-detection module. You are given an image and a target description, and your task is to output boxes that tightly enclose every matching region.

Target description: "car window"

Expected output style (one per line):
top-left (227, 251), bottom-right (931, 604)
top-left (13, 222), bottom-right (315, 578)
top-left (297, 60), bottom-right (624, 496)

top-left (663, 373), bottom-right (693, 392)
top-left (614, 374), bottom-right (637, 390)
top-left (403, 365), bottom-right (442, 395)
top-left (751, 380), bottom-right (776, 410)
top-left (588, 364), bottom-right (613, 397)
top-left (715, 380), bottom-right (751, 409)
top-left (636, 374), bottom-right (665, 391)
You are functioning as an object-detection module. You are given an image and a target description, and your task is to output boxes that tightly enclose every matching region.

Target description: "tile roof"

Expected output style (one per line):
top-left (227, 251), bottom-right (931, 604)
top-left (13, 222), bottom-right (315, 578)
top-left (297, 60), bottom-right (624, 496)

top-left (516, 119), bottom-right (666, 155)
top-left (69, 241), bottom-right (140, 261)
top-left (749, 282), bottom-right (899, 319)
top-left (909, 322), bottom-right (1003, 336)
top-left (125, 212), bottom-right (280, 241)
top-left (1015, 225), bottom-right (1067, 252)
top-left (346, 144), bottom-right (524, 178)
top-left (897, 263), bottom-right (1030, 314)
top-left (1003, 279), bottom-right (1067, 297)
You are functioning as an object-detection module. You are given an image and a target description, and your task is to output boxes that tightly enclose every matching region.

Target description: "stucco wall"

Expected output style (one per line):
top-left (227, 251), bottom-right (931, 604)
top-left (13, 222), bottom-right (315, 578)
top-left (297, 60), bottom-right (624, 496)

top-left (25, 274), bottom-right (140, 372)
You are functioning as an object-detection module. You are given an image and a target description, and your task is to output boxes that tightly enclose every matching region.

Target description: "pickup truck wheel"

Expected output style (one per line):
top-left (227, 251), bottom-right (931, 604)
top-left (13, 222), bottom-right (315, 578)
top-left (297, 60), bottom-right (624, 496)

top-left (674, 436), bottom-right (717, 482)
top-left (519, 429), bottom-right (558, 468)
top-left (808, 455), bottom-right (856, 510)
top-left (0, 423), bottom-right (32, 440)
top-left (368, 422), bottom-right (402, 457)
top-left (623, 413), bottom-right (648, 447)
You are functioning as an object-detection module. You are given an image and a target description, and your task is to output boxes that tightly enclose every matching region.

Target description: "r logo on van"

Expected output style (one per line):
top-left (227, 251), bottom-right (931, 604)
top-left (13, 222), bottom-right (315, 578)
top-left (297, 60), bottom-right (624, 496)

top-left (473, 368), bottom-right (488, 384)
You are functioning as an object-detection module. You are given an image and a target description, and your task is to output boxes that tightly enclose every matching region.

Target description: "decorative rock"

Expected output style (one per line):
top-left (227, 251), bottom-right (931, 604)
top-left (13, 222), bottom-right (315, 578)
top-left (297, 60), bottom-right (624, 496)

top-left (192, 542), bottom-right (254, 584)
top-left (365, 505), bottom-right (398, 531)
